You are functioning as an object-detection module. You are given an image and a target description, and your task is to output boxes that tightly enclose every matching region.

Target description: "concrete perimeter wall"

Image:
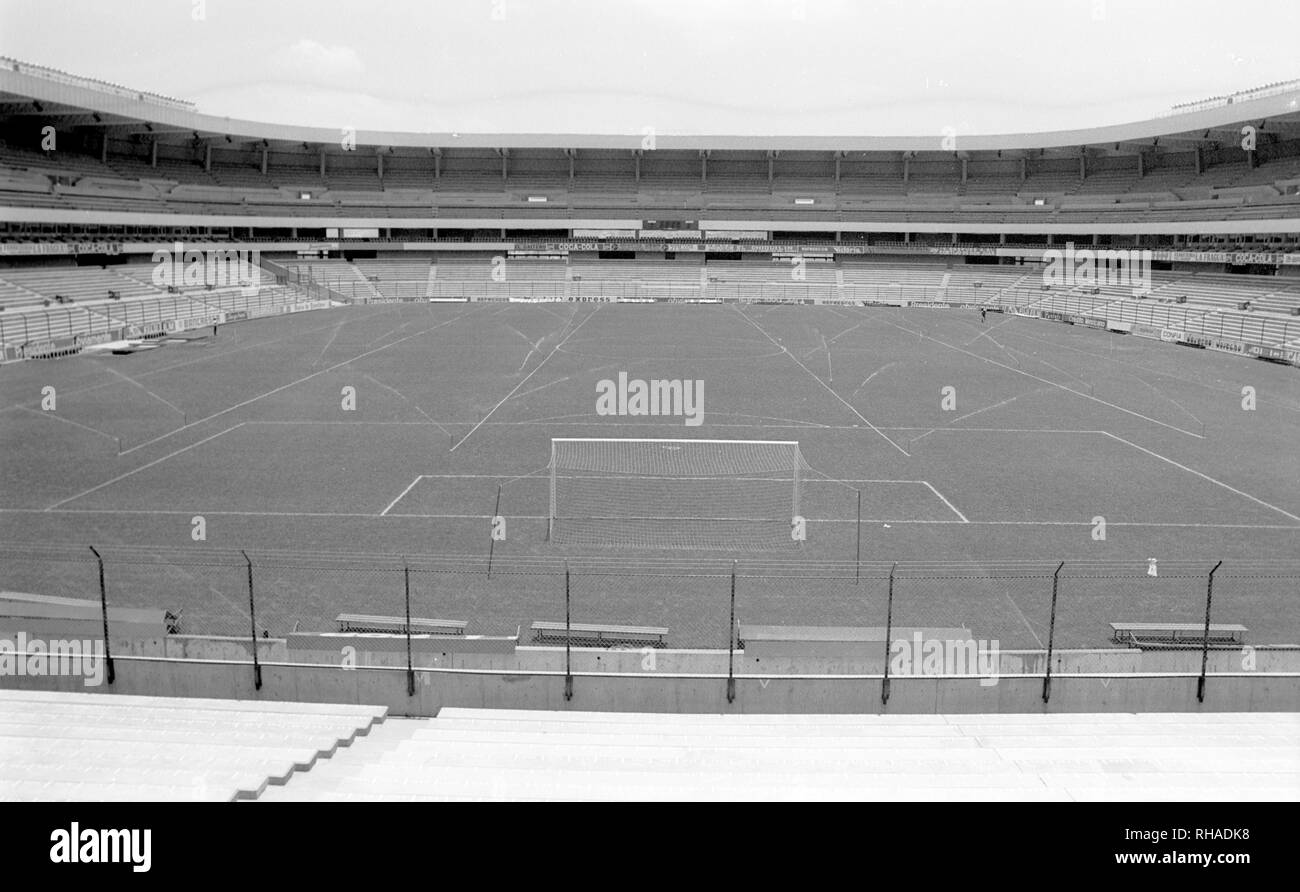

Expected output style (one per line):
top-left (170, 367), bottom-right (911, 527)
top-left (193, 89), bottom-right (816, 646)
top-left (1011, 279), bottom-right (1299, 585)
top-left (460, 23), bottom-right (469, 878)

top-left (2, 652), bottom-right (1297, 715)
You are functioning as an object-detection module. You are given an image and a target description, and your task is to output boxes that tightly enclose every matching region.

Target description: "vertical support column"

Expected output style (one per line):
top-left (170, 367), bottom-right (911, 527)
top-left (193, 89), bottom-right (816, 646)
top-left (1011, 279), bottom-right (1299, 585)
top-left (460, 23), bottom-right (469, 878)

top-left (88, 546), bottom-right (115, 685)
top-left (1020, 158), bottom-right (1027, 181)
top-left (1136, 152), bottom-right (1144, 178)
top-left (902, 155), bottom-right (909, 183)
top-left (101, 133), bottom-right (108, 164)
top-left (204, 142), bottom-right (211, 173)
top-left (854, 490), bottom-right (862, 584)
top-left (1042, 561), bottom-right (1064, 704)
top-left (564, 565), bottom-right (573, 701)
top-left (1198, 561), bottom-right (1223, 703)
top-left (150, 139), bottom-right (158, 168)
top-left (242, 551), bottom-right (262, 691)
top-left (961, 158), bottom-right (968, 184)
top-left (634, 151), bottom-right (640, 185)
top-left (488, 484), bottom-right (502, 578)
top-left (881, 564), bottom-right (896, 705)
top-left (320, 147), bottom-right (326, 178)
top-left (1079, 154), bottom-right (1086, 180)
top-left (834, 153), bottom-right (841, 188)
top-left (404, 564), bottom-right (415, 697)
top-left (261, 146), bottom-right (268, 175)
top-left (501, 149), bottom-right (507, 182)
top-left (1194, 146), bottom-right (1203, 175)
top-left (701, 151), bottom-right (707, 187)
top-left (727, 561), bottom-right (737, 704)
top-left (377, 151), bottom-right (384, 181)
top-left (548, 441), bottom-right (557, 541)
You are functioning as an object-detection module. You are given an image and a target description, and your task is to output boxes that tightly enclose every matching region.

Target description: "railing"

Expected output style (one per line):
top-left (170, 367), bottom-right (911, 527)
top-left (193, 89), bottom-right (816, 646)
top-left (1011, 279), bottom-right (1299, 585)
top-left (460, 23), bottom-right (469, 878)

top-left (2, 543), bottom-right (1296, 705)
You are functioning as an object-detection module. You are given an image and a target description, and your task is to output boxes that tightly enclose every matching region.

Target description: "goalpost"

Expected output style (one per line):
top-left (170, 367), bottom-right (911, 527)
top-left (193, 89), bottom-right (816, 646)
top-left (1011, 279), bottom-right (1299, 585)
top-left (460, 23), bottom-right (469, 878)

top-left (547, 438), bottom-right (807, 549)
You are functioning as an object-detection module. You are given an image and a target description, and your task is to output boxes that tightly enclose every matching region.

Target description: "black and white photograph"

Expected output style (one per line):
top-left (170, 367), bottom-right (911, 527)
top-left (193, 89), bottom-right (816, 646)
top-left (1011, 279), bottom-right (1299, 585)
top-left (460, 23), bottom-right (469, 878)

top-left (0, 0), bottom-right (1295, 865)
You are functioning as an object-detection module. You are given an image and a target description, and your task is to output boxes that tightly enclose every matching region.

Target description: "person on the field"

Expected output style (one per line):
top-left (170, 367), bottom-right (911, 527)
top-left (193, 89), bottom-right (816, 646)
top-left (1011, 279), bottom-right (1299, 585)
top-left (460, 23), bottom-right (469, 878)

top-left (979, 307), bottom-right (986, 324)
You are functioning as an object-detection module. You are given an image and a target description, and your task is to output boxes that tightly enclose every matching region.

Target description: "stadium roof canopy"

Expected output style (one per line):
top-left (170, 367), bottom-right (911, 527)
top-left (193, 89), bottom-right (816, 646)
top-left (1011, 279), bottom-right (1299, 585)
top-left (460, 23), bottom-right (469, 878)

top-left (3, 56), bottom-right (1300, 159)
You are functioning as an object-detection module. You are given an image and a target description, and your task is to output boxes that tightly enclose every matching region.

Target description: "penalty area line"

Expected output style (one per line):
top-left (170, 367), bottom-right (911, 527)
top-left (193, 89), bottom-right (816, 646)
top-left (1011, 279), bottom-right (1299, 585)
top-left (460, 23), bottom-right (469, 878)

top-left (379, 476), bottom-right (425, 516)
top-left (922, 481), bottom-right (969, 523)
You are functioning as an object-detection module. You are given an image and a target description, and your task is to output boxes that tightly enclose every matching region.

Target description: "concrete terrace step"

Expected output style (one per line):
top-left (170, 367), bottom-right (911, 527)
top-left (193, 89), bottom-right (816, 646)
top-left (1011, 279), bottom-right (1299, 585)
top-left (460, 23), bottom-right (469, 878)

top-left (254, 711), bottom-right (1300, 801)
top-left (0, 690), bottom-right (389, 801)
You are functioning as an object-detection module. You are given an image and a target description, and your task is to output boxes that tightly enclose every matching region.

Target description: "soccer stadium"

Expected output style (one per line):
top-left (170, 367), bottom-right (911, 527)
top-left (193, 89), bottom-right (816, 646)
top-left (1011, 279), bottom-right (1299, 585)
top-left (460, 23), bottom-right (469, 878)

top-left (0, 1), bottom-right (1297, 812)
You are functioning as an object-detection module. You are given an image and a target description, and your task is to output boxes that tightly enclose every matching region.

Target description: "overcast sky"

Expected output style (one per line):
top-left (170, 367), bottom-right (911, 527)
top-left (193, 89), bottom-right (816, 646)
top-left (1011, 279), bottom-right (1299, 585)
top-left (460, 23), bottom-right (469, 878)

top-left (0, 0), bottom-right (1296, 136)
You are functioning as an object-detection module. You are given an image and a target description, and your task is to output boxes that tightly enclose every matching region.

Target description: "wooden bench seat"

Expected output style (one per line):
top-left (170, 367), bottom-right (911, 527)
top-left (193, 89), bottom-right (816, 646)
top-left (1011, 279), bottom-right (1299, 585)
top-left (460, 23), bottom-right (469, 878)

top-left (335, 614), bottom-right (466, 635)
top-left (1110, 622), bottom-right (1247, 647)
top-left (530, 621), bottom-right (668, 647)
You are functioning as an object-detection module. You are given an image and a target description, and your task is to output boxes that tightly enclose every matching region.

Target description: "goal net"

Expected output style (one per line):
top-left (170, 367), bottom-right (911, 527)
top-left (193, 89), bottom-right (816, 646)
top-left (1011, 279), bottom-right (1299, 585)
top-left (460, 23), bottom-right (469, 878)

top-left (548, 438), bottom-right (808, 549)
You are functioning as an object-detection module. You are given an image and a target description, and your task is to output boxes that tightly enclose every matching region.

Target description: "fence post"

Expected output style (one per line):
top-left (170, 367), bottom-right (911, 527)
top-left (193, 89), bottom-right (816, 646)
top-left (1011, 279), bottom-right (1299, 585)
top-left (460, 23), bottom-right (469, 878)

top-left (88, 546), bottom-right (114, 685)
top-left (855, 490), bottom-right (862, 584)
top-left (1198, 560), bottom-right (1223, 703)
top-left (881, 563), bottom-right (896, 706)
top-left (1042, 561), bottom-right (1064, 704)
top-left (242, 551), bottom-right (262, 691)
top-left (404, 564), bottom-right (415, 697)
top-left (727, 561), bottom-right (737, 704)
top-left (564, 564), bottom-right (572, 702)
top-left (487, 484), bottom-right (501, 578)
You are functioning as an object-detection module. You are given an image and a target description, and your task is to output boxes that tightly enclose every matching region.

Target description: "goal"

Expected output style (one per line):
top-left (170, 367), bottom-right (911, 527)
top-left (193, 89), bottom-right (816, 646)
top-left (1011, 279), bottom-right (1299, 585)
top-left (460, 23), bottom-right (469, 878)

top-left (547, 438), bottom-right (808, 549)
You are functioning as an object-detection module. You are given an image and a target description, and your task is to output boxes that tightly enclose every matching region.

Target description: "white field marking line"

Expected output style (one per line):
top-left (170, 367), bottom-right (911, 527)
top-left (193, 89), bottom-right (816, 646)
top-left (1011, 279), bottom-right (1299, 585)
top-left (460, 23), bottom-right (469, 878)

top-left (44, 422), bottom-right (247, 511)
top-left (449, 305), bottom-right (601, 453)
top-left (512, 361), bottom-right (623, 402)
top-left (1098, 430), bottom-right (1300, 523)
top-left (118, 305), bottom-right (480, 456)
top-left (708, 412), bottom-right (832, 428)
top-left (732, 305), bottom-right (910, 456)
top-left (1003, 343), bottom-right (1094, 392)
top-left (961, 314), bottom-right (1019, 347)
top-left (5, 508), bottom-right (1297, 529)
top-left (1005, 591), bottom-right (1045, 649)
top-left (1126, 372), bottom-right (1204, 429)
top-left (360, 372), bottom-right (452, 440)
top-left (874, 313), bottom-right (1205, 439)
top-left (823, 334), bottom-right (833, 382)
top-left (947, 390), bottom-right (1043, 426)
top-left (0, 309), bottom-right (376, 416)
top-left (828, 321), bottom-right (868, 344)
top-left (911, 429), bottom-right (935, 443)
top-left (311, 316), bottom-right (348, 366)
top-left (11, 405), bottom-right (118, 444)
top-left (1008, 326), bottom-right (1300, 416)
top-left (921, 480), bottom-right (969, 523)
top-left (515, 346), bottom-right (539, 373)
top-left (852, 361), bottom-right (898, 396)
top-left (511, 374), bottom-right (570, 401)
top-left (379, 475), bottom-right (425, 516)
top-left (86, 359), bottom-right (188, 417)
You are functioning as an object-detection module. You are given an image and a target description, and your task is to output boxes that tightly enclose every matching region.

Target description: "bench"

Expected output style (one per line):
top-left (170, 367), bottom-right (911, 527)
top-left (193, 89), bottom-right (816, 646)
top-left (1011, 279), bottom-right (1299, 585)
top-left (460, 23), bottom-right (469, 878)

top-left (335, 614), bottom-right (467, 635)
top-left (1110, 622), bottom-right (1247, 648)
top-left (530, 621), bottom-right (669, 648)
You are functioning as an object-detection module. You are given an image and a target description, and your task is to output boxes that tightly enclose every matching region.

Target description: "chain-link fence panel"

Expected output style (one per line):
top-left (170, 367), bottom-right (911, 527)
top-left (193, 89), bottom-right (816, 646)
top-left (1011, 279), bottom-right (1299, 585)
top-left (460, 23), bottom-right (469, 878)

top-left (1202, 563), bottom-right (1300, 677)
top-left (251, 552), bottom-right (407, 668)
top-left (886, 563), bottom-right (1055, 678)
top-left (1051, 560), bottom-right (1216, 675)
top-left (411, 556), bottom-right (564, 644)
top-left (567, 561), bottom-right (731, 653)
top-left (734, 562), bottom-right (887, 674)
top-left (96, 547), bottom-right (247, 644)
